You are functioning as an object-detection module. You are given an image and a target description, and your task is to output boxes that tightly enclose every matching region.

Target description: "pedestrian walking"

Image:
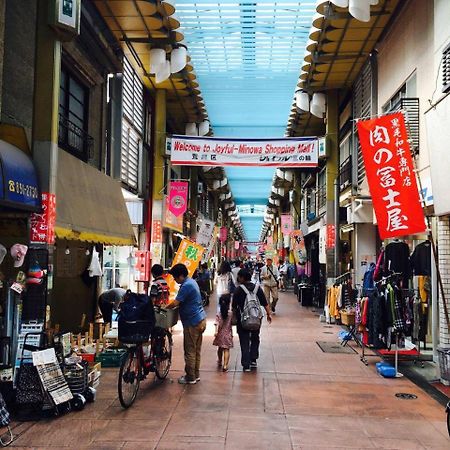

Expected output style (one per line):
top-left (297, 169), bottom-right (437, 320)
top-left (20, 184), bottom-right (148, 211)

top-left (278, 259), bottom-right (288, 292)
top-left (215, 261), bottom-right (235, 313)
top-left (232, 269), bottom-right (272, 372)
top-left (167, 263), bottom-right (206, 385)
top-left (260, 258), bottom-right (280, 313)
top-left (213, 293), bottom-right (233, 372)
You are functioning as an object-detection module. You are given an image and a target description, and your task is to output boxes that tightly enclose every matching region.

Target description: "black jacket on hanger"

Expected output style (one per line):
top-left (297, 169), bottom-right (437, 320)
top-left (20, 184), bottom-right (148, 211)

top-left (410, 240), bottom-right (431, 276)
top-left (384, 241), bottom-right (411, 279)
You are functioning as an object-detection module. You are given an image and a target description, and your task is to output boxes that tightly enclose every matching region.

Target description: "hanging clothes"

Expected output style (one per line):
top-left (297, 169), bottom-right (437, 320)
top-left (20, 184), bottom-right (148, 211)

top-left (384, 241), bottom-right (411, 281)
top-left (410, 240), bottom-right (432, 276)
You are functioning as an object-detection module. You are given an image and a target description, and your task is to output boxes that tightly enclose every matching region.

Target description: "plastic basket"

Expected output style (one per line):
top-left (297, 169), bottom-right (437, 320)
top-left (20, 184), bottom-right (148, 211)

top-left (154, 307), bottom-right (179, 329)
top-left (95, 349), bottom-right (127, 368)
top-left (437, 347), bottom-right (450, 382)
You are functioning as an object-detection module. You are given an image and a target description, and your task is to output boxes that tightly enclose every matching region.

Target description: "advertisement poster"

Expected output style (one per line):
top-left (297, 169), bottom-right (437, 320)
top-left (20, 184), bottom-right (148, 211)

top-left (281, 214), bottom-right (293, 236)
top-left (357, 112), bottom-right (426, 239)
top-left (196, 219), bottom-right (215, 247)
top-left (170, 135), bottom-right (318, 168)
top-left (291, 230), bottom-right (306, 264)
top-left (168, 181), bottom-right (189, 217)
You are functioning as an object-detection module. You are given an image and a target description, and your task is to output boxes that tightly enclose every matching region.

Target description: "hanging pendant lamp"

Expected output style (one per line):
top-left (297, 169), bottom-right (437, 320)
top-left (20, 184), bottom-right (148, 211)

top-left (310, 93), bottom-right (326, 118)
top-left (295, 91), bottom-right (310, 112)
top-left (185, 122), bottom-right (198, 136)
top-left (170, 46), bottom-right (187, 74)
top-left (150, 48), bottom-right (166, 74)
top-left (155, 60), bottom-right (171, 84)
top-left (349, 0), bottom-right (371, 22)
top-left (198, 120), bottom-right (210, 136)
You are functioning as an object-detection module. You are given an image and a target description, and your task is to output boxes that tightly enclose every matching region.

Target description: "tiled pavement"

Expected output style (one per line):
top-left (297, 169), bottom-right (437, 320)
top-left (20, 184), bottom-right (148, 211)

top-left (9, 290), bottom-right (450, 449)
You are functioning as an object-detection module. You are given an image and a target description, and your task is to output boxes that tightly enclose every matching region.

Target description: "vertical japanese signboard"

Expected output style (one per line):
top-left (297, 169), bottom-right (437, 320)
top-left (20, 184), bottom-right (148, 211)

top-left (291, 230), bottom-right (306, 264)
top-left (280, 214), bottom-right (293, 236)
top-left (30, 193), bottom-right (56, 244)
top-left (357, 112), bottom-right (426, 239)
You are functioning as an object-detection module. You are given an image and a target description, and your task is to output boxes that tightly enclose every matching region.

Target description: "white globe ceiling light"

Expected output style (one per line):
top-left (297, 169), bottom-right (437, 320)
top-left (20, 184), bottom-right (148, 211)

top-left (170, 45), bottom-right (187, 74)
top-left (295, 91), bottom-right (310, 112)
top-left (349, 0), bottom-right (370, 22)
top-left (198, 120), bottom-right (210, 136)
top-left (155, 60), bottom-right (171, 84)
top-left (185, 122), bottom-right (198, 136)
top-left (150, 48), bottom-right (166, 73)
top-left (310, 92), bottom-right (326, 118)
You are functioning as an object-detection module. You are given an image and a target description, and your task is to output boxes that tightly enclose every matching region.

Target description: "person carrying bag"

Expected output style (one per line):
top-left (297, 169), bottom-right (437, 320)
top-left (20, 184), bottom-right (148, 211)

top-left (260, 258), bottom-right (280, 313)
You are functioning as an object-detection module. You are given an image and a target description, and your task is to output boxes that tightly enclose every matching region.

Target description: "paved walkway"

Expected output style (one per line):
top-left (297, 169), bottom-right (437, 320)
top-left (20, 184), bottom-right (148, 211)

top-left (10, 291), bottom-right (450, 449)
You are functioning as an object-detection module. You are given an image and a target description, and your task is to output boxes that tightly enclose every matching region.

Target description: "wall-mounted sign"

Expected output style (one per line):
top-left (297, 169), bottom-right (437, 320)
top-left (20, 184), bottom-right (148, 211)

top-left (168, 181), bottom-right (189, 217)
top-left (134, 250), bottom-right (150, 282)
top-left (30, 193), bottom-right (56, 244)
top-left (50, 0), bottom-right (81, 38)
top-left (163, 196), bottom-right (183, 233)
top-left (170, 136), bottom-right (318, 168)
top-left (318, 136), bottom-right (327, 158)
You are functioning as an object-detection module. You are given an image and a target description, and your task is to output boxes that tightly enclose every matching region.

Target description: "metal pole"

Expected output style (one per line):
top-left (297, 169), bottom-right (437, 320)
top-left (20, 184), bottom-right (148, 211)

top-left (334, 177), bottom-right (340, 278)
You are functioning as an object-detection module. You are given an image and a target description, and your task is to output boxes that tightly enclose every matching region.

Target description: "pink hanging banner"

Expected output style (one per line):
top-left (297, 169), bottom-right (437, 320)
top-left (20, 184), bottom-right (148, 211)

top-left (281, 214), bottom-right (293, 236)
top-left (168, 181), bottom-right (189, 217)
top-left (219, 227), bottom-right (228, 242)
top-left (234, 240), bottom-right (240, 250)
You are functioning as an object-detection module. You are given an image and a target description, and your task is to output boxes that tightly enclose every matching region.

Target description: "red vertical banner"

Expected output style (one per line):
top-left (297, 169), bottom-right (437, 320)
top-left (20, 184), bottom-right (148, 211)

top-left (168, 181), bottom-right (189, 217)
top-left (152, 220), bottom-right (162, 243)
top-left (326, 224), bottom-right (336, 249)
top-left (357, 112), bottom-right (426, 239)
top-left (30, 192), bottom-right (56, 244)
top-left (135, 250), bottom-right (150, 282)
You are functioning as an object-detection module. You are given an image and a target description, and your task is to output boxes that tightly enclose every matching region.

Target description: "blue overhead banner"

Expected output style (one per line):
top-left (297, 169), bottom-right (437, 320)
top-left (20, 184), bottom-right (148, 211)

top-left (0, 140), bottom-right (40, 211)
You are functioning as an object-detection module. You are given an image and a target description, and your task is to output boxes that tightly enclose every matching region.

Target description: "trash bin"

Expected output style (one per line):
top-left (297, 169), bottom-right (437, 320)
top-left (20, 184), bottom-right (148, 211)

top-left (298, 285), bottom-right (313, 306)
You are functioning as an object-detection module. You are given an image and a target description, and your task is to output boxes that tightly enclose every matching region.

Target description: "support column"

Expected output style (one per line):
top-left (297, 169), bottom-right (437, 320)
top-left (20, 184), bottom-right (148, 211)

top-left (151, 89), bottom-right (166, 265)
top-left (325, 90), bottom-right (339, 281)
top-left (32, 0), bottom-right (62, 322)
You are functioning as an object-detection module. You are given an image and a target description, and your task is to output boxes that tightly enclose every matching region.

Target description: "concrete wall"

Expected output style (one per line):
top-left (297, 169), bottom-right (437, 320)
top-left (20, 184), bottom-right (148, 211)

top-left (0, 0), bottom-right (37, 145)
top-left (377, 0), bottom-right (434, 174)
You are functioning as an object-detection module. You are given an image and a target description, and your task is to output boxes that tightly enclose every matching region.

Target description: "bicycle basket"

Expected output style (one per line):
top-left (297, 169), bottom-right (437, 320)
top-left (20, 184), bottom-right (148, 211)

top-left (118, 320), bottom-right (153, 344)
top-left (154, 307), bottom-right (179, 329)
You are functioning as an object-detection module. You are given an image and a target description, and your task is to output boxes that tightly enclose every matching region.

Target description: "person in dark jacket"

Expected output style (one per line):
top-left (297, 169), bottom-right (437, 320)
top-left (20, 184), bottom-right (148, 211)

top-left (232, 269), bottom-right (272, 372)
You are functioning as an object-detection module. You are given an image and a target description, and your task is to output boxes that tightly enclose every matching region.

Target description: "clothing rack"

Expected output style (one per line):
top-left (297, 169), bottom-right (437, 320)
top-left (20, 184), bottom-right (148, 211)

top-left (334, 271), bottom-right (352, 285)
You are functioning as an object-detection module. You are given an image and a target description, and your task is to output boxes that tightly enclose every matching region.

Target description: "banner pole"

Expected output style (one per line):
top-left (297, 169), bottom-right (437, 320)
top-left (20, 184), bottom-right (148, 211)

top-left (403, 111), bottom-right (450, 330)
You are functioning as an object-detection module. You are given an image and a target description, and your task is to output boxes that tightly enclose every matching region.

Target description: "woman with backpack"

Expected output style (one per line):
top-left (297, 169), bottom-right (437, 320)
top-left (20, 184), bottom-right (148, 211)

top-left (232, 268), bottom-right (272, 372)
top-left (213, 294), bottom-right (233, 372)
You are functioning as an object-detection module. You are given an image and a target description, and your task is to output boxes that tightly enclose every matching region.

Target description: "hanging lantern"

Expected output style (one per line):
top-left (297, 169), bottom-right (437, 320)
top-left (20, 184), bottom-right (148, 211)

top-left (295, 91), bottom-right (310, 112)
top-left (155, 60), bottom-right (171, 84)
top-left (170, 46), bottom-right (187, 73)
top-left (185, 122), bottom-right (198, 135)
top-left (349, 0), bottom-right (371, 22)
top-left (198, 120), bottom-right (210, 136)
top-left (310, 92), bottom-right (326, 118)
top-left (150, 48), bottom-right (166, 74)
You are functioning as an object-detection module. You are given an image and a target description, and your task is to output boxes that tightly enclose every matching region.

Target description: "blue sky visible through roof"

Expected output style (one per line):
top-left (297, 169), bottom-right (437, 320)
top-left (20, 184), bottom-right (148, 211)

top-left (176, 0), bottom-right (316, 242)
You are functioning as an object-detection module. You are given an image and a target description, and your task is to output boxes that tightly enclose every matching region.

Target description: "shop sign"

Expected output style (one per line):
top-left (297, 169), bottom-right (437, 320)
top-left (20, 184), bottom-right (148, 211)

top-left (150, 243), bottom-right (162, 262)
top-left (202, 225), bottom-right (219, 262)
top-left (50, 0), bottom-right (81, 35)
top-left (172, 239), bottom-right (204, 275)
top-left (196, 219), bottom-right (215, 247)
top-left (30, 193), bottom-right (56, 244)
top-left (357, 112), bottom-right (426, 239)
top-left (318, 136), bottom-right (327, 158)
top-left (319, 226), bottom-right (327, 264)
top-left (326, 224), bottom-right (336, 249)
top-left (163, 196), bottom-right (183, 233)
top-left (168, 181), bottom-right (189, 217)
top-left (291, 230), bottom-right (306, 264)
top-left (134, 250), bottom-right (150, 282)
top-left (170, 135), bottom-right (318, 168)
top-left (152, 220), bottom-right (162, 243)
top-left (281, 214), bottom-right (293, 236)
top-left (219, 226), bottom-right (228, 243)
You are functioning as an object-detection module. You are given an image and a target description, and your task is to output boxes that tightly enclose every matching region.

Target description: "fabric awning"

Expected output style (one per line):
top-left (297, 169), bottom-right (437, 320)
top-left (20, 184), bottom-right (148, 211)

top-left (0, 139), bottom-right (40, 211)
top-left (56, 149), bottom-right (136, 246)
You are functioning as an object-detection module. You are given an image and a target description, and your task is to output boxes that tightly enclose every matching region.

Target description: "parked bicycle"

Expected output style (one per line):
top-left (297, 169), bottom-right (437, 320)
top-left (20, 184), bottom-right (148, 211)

top-left (117, 306), bottom-right (176, 408)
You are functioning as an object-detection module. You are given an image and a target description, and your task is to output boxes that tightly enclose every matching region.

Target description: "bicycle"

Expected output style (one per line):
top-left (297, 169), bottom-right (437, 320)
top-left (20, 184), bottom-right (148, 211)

top-left (118, 322), bottom-right (173, 408)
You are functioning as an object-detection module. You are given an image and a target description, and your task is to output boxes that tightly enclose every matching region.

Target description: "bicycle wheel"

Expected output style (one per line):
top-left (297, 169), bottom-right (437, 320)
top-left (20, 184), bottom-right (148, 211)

top-left (154, 330), bottom-right (173, 380)
top-left (118, 347), bottom-right (141, 408)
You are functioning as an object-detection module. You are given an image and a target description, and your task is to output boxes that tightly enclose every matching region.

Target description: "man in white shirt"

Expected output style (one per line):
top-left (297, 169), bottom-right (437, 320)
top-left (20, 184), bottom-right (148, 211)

top-left (260, 258), bottom-right (280, 313)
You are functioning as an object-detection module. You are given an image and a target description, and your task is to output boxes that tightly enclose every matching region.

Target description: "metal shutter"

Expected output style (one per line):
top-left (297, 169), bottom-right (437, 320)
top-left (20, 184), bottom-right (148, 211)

top-left (352, 59), bottom-right (374, 187)
top-left (121, 58), bottom-right (144, 189)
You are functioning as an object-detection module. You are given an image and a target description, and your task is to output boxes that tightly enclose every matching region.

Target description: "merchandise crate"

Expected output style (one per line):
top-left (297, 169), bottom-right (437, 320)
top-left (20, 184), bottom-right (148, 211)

top-left (95, 348), bottom-right (127, 368)
top-left (340, 311), bottom-right (355, 326)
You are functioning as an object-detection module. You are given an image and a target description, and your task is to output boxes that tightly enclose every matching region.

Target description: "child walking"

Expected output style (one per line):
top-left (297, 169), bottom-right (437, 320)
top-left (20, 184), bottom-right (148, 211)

top-left (213, 294), bottom-right (233, 372)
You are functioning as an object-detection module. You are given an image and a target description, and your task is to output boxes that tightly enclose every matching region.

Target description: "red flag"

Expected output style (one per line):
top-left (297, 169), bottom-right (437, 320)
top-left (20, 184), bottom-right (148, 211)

top-left (357, 112), bottom-right (426, 239)
top-left (168, 181), bottom-right (189, 217)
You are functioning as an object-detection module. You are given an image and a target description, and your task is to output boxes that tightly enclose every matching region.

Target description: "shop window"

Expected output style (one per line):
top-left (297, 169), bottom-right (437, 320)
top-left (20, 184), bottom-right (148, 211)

top-left (102, 246), bottom-right (137, 291)
top-left (442, 42), bottom-right (450, 94)
top-left (121, 58), bottom-right (144, 191)
top-left (58, 67), bottom-right (93, 162)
